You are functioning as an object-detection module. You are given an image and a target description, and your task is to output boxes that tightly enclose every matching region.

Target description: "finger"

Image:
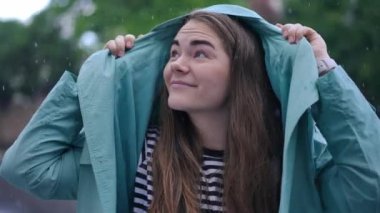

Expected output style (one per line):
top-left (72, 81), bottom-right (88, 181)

top-left (105, 40), bottom-right (118, 56)
top-left (285, 24), bottom-right (299, 44)
top-left (124, 34), bottom-right (136, 49)
top-left (279, 23), bottom-right (292, 40)
top-left (293, 23), bottom-right (305, 43)
top-left (115, 35), bottom-right (126, 56)
top-left (286, 23), bottom-right (305, 44)
top-left (104, 40), bottom-right (114, 49)
top-left (275, 23), bottom-right (284, 29)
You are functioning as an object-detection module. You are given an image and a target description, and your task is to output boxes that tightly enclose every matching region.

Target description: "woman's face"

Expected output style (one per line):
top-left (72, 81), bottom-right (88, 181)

top-left (163, 19), bottom-right (231, 114)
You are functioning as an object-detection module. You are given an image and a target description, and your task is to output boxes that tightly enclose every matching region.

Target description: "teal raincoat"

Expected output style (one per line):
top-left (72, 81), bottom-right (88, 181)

top-left (1, 4), bottom-right (379, 213)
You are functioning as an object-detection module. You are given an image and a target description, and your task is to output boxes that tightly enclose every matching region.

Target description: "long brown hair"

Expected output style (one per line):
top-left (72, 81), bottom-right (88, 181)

top-left (150, 11), bottom-right (283, 213)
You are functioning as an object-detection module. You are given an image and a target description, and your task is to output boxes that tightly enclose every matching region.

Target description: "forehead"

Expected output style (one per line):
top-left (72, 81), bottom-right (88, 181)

top-left (174, 20), bottom-right (220, 42)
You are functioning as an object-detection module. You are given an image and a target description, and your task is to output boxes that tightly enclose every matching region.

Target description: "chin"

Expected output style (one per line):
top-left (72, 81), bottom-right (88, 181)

top-left (168, 102), bottom-right (186, 111)
top-left (167, 98), bottom-right (191, 112)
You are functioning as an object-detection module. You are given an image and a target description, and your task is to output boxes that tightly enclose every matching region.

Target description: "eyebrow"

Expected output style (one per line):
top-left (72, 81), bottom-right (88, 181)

top-left (171, 39), bottom-right (215, 49)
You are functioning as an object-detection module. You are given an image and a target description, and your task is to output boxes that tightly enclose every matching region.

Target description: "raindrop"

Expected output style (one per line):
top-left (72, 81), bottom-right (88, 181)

top-left (366, 47), bottom-right (369, 51)
top-left (287, 8), bottom-right (293, 14)
top-left (34, 42), bottom-right (38, 48)
top-left (2, 85), bottom-right (4, 91)
top-left (35, 59), bottom-right (39, 64)
top-left (151, 15), bottom-right (155, 20)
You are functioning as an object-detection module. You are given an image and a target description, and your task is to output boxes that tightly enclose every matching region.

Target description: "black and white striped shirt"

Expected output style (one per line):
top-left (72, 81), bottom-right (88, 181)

top-left (132, 128), bottom-right (225, 212)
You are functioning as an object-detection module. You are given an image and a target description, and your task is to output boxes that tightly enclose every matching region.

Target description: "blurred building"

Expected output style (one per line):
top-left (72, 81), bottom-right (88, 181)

top-left (249, 0), bottom-right (284, 23)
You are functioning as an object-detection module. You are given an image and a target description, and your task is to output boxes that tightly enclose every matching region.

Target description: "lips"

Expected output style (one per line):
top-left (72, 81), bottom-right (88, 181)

top-left (170, 80), bottom-right (196, 87)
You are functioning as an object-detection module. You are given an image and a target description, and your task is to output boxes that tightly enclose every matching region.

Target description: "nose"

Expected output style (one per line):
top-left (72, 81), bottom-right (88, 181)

top-left (170, 55), bottom-right (190, 73)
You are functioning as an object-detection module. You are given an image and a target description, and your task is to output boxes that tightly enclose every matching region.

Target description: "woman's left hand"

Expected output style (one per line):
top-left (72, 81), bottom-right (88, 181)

top-left (276, 23), bottom-right (330, 61)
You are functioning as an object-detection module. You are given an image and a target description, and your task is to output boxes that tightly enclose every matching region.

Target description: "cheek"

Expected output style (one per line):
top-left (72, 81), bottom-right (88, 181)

top-left (201, 67), bottom-right (230, 102)
top-left (163, 64), bottom-right (171, 87)
top-left (211, 66), bottom-right (230, 89)
top-left (215, 68), bottom-right (231, 101)
top-left (214, 75), bottom-right (230, 99)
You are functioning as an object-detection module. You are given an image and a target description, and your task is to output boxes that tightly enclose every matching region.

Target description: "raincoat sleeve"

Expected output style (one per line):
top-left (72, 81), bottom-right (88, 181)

top-left (313, 66), bottom-right (380, 213)
top-left (0, 71), bottom-right (84, 200)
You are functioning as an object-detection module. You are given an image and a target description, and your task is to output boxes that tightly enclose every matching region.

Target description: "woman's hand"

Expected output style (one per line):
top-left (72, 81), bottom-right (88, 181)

top-left (276, 23), bottom-right (330, 61)
top-left (104, 34), bottom-right (137, 57)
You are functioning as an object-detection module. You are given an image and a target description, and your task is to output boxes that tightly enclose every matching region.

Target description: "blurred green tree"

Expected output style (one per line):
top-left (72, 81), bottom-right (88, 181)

top-left (0, 8), bottom-right (82, 106)
top-left (1, 0), bottom-right (378, 111)
top-left (0, 0), bottom-right (246, 106)
top-left (74, 0), bottom-right (246, 44)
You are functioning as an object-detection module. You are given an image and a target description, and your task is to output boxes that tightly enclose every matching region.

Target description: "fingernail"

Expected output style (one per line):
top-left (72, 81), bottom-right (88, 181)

top-left (290, 36), bottom-right (295, 43)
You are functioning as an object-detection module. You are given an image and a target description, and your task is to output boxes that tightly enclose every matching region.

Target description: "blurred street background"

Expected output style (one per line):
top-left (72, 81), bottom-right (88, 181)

top-left (0, 0), bottom-right (379, 212)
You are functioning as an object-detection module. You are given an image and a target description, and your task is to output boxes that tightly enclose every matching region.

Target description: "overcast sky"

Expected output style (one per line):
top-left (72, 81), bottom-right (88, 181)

top-left (0, 0), bottom-right (50, 23)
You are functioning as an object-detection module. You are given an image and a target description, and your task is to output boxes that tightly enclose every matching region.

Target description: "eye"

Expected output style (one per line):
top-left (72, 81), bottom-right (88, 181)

top-left (194, 51), bottom-right (207, 59)
top-left (170, 49), bottom-right (179, 60)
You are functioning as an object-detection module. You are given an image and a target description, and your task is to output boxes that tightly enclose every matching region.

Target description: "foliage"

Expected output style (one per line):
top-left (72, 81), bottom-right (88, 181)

top-left (0, 0), bottom-right (246, 106)
top-left (0, 7), bottom-right (83, 104)
top-left (75, 0), bottom-right (247, 44)
top-left (1, 0), bottom-right (378, 111)
top-left (284, 0), bottom-right (380, 108)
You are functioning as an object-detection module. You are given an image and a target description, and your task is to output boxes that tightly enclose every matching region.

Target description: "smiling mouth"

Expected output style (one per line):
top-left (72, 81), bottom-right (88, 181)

top-left (170, 80), bottom-right (196, 87)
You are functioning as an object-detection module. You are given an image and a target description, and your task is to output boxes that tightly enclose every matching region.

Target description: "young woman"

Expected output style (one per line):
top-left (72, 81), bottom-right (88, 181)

top-left (136, 12), bottom-right (284, 213)
top-left (1, 4), bottom-right (379, 213)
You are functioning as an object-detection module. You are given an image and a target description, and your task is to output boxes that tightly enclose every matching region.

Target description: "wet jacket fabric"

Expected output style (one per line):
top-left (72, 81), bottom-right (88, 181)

top-left (1, 4), bottom-right (379, 213)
